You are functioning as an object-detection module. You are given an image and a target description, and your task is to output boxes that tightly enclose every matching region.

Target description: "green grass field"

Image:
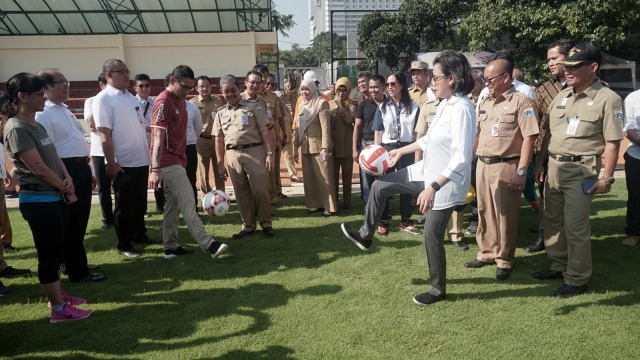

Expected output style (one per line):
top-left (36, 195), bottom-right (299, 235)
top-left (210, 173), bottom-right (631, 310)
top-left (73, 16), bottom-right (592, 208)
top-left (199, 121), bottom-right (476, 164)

top-left (1, 183), bottom-right (639, 359)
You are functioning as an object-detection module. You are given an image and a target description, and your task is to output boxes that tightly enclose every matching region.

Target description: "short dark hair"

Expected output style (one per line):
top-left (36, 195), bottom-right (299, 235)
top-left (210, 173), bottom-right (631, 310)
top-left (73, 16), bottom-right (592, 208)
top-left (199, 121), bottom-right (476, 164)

top-left (134, 73), bottom-right (151, 83)
top-left (252, 64), bottom-right (269, 74)
top-left (357, 71), bottom-right (373, 80)
top-left (98, 73), bottom-right (107, 84)
top-left (37, 71), bottom-right (55, 87)
top-left (163, 73), bottom-right (171, 87)
top-left (171, 65), bottom-right (194, 82)
top-left (548, 39), bottom-right (575, 57)
top-left (103, 59), bottom-right (123, 74)
top-left (0, 91), bottom-right (12, 117)
top-left (370, 74), bottom-right (385, 85)
top-left (488, 51), bottom-right (515, 78)
top-left (220, 74), bottom-right (239, 87)
top-left (197, 75), bottom-right (211, 84)
top-left (245, 70), bottom-right (263, 80)
top-left (433, 51), bottom-right (474, 96)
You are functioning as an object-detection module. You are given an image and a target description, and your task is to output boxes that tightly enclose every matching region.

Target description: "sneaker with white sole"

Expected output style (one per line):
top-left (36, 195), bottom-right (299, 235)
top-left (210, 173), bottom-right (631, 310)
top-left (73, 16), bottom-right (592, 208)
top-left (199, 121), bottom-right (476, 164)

top-left (209, 241), bottom-right (228, 259)
top-left (399, 222), bottom-right (421, 235)
top-left (164, 246), bottom-right (195, 259)
top-left (48, 291), bottom-right (87, 308)
top-left (50, 304), bottom-right (93, 323)
top-left (341, 223), bottom-right (372, 251)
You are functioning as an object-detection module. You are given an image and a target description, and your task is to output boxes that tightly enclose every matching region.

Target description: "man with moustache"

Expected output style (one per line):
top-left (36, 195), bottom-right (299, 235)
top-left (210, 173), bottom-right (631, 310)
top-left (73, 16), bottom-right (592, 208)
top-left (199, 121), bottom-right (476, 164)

top-left (408, 61), bottom-right (436, 106)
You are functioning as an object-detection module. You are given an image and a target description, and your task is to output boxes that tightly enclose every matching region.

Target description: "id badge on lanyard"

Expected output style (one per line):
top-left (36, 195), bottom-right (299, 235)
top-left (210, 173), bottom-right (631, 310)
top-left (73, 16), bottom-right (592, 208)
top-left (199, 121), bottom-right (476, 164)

top-left (389, 103), bottom-right (401, 142)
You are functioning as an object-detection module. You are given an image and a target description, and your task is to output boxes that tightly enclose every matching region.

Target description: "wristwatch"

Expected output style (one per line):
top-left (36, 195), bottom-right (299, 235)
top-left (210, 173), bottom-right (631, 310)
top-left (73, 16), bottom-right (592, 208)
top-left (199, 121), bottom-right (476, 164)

top-left (266, 151), bottom-right (274, 157)
top-left (600, 176), bottom-right (615, 185)
top-left (430, 181), bottom-right (441, 191)
top-left (516, 168), bottom-right (526, 176)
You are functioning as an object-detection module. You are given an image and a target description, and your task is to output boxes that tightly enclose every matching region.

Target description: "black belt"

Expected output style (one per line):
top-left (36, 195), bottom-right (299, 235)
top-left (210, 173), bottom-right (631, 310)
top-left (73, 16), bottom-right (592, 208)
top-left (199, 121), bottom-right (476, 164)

top-left (200, 134), bottom-right (213, 140)
top-left (20, 183), bottom-right (57, 192)
top-left (226, 142), bottom-right (263, 150)
top-left (383, 142), bottom-right (412, 148)
top-left (62, 156), bottom-right (90, 164)
top-left (549, 153), bottom-right (586, 162)
top-left (478, 155), bottom-right (520, 165)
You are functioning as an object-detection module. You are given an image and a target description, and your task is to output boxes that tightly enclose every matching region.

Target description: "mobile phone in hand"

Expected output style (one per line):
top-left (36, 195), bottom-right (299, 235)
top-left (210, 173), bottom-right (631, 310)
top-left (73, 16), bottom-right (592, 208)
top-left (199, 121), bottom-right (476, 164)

top-left (582, 179), bottom-right (598, 194)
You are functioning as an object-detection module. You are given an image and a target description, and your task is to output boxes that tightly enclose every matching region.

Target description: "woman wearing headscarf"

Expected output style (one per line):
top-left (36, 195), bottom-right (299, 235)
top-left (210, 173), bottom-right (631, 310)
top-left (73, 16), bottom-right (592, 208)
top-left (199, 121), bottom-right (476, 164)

top-left (293, 79), bottom-right (337, 216)
top-left (330, 77), bottom-right (357, 209)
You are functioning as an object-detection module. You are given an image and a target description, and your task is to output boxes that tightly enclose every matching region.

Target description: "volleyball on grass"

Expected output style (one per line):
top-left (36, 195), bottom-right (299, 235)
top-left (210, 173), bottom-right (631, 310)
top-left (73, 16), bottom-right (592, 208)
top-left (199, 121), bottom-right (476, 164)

top-left (202, 189), bottom-right (231, 217)
top-left (359, 145), bottom-right (391, 176)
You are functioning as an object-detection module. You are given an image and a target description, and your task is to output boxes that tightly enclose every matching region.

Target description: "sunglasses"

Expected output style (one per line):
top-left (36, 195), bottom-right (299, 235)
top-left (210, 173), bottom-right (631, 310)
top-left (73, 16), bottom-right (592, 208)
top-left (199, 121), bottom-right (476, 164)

top-left (386, 82), bottom-right (397, 87)
top-left (136, 84), bottom-right (151, 88)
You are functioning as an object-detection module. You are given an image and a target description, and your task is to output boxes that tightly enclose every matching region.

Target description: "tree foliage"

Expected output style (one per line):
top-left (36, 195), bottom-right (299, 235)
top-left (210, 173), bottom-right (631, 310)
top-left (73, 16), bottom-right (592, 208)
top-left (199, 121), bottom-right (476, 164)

top-left (356, 0), bottom-right (640, 81)
top-left (279, 32), bottom-right (348, 68)
top-left (271, 8), bottom-right (295, 38)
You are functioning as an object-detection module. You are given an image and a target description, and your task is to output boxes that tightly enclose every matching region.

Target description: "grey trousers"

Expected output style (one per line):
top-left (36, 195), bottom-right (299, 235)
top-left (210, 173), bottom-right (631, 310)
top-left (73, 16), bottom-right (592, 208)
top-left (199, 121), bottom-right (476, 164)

top-left (358, 167), bottom-right (454, 296)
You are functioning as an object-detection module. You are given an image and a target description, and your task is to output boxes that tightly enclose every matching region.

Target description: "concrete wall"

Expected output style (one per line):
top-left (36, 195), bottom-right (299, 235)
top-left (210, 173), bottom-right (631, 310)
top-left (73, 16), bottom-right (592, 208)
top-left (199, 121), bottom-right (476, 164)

top-left (0, 31), bottom-right (277, 82)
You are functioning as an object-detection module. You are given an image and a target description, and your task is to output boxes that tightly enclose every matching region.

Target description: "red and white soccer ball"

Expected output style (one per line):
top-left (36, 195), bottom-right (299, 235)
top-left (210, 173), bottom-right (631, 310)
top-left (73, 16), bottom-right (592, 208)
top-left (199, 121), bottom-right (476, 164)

top-left (202, 189), bottom-right (231, 217)
top-left (359, 145), bottom-right (390, 176)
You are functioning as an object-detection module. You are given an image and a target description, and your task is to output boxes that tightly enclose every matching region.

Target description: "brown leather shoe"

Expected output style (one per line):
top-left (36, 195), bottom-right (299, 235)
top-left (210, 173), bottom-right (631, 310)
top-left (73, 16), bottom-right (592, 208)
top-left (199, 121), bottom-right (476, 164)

top-left (622, 236), bottom-right (640, 247)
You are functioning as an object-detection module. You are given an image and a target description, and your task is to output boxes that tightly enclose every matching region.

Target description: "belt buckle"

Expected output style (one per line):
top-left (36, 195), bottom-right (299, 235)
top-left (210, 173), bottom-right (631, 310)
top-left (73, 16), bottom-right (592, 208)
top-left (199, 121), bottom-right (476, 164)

top-left (480, 157), bottom-right (490, 164)
top-left (237, 144), bottom-right (245, 150)
top-left (554, 154), bottom-right (562, 161)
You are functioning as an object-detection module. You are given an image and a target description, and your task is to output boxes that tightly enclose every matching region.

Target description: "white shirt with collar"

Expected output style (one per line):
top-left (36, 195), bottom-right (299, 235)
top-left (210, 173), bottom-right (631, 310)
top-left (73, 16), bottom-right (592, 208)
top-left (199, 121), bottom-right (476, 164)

top-left (136, 94), bottom-right (154, 145)
top-left (36, 99), bottom-right (89, 158)
top-left (84, 96), bottom-right (104, 157)
top-left (477, 78), bottom-right (536, 112)
top-left (92, 85), bottom-right (150, 167)
top-left (407, 94), bottom-right (477, 210)
top-left (624, 89), bottom-right (640, 159)
top-left (186, 100), bottom-right (203, 145)
top-left (375, 99), bottom-right (420, 144)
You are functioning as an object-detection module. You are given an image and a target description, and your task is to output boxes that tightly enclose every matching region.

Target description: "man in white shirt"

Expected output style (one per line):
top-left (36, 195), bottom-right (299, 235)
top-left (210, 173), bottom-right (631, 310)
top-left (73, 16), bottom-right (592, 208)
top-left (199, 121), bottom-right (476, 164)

top-left (93, 59), bottom-right (156, 258)
top-left (37, 69), bottom-right (106, 283)
top-left (84, 73), bottom-right (112, 230)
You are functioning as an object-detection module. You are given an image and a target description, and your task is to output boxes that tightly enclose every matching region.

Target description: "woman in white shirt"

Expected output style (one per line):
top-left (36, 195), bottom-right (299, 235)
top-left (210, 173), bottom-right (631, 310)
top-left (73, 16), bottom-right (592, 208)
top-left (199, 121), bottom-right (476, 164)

top-left (341, 51), bottom-right (477, 305)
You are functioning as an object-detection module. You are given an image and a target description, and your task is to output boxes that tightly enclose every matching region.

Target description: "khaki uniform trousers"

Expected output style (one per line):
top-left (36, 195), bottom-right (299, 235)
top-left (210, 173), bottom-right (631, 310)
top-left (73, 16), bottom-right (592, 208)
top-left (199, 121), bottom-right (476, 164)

top-left (282, 118), bottom-right (298, 178)
top-left (196, 137), bottom-right (225, 194)
top-left (544, 157), bottom-right (595, 286)
top-left (447, 210), bottom-right (465, 242)
top-left (476, 160), bottom-right (522, 268)
top-left (267, 129), bottom-right (278, 203)
top-left (160, 165), bottom-right (214, 252)
top-left (227, 146), bottom-right (272, 231)
top-left (333, 156), bottom-right (354, 209)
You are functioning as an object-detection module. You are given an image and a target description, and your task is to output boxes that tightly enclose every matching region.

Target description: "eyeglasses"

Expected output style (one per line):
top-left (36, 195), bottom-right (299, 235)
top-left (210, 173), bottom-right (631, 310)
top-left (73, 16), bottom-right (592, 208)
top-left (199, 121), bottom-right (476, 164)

top-left (484, 73), bottom-right (507, 84)
top-left (52, 79), bottom-right (69, 86)
top-left (431, 74), bottom-right (448, 84)
top-left (136, 84), bottom-right (151, 88)
top-left (247, 80), bottom-right (262, 86)
top-left (179, 83), bottom-right (195, 92)
top-left (29, 91), bottom-right (45, 96)
top-left (336, 88), bottom-right (348, 93)
top-left (563, 62), bottom-right (594, 72)
top-left (197, 85), bottom-right (211, 89)
top-left (111, 69), bottom-right (130, 75)
top-left (386, 82), bottom-right (397, 87)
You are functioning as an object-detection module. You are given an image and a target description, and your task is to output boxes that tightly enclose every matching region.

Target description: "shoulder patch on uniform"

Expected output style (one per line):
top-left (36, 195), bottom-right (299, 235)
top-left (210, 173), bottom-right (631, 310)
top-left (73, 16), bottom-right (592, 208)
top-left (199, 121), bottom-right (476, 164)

top-left (524, 108), bottom-right (534, 118)
top-left (256, 106), bottom-right (264, 113)
top-left (615, 110), bottom-right (624, 121)
top-left (324, 109), bottom-right (330, 116)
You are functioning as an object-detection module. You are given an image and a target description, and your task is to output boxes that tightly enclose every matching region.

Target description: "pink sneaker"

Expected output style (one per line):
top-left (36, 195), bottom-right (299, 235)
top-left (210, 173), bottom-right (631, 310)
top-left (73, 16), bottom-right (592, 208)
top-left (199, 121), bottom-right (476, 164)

top-left (47, 291), bottom-right (87, 308)
top-left (50, 304), bottom-right (93, 323)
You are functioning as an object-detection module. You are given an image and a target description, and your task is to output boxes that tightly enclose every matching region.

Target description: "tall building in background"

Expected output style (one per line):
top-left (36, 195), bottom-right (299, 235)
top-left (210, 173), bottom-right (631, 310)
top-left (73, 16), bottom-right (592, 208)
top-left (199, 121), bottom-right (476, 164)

top-left (308, 0), bottom-right (403, 64)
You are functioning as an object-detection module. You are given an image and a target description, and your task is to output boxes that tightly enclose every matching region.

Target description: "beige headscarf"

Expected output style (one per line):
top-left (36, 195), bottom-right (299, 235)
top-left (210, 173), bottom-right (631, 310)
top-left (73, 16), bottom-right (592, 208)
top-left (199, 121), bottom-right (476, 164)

top-left (296, 79), bottom-right (326, 142)
top-left (334, 77), bottom-right (352, 99)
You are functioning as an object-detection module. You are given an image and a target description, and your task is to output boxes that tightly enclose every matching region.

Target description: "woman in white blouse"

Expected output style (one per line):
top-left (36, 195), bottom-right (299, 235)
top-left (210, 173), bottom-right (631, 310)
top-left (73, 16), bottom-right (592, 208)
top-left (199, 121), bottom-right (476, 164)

top-left (341, 51), bottom-right (477, 305)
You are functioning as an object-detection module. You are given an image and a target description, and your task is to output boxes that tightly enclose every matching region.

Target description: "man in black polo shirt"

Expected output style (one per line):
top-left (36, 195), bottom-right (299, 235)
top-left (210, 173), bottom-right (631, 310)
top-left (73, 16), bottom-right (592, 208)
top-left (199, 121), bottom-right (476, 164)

top-left (353, 74), bottom-right (386, 205)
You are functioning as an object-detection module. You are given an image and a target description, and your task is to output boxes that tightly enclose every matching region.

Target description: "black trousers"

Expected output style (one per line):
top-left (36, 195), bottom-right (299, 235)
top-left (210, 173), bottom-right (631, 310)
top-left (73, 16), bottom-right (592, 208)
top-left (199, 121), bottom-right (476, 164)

top-left (20, 201), bottom-right (68, 284)
top-left (92, 156), bottom-right (114, 225)
top-left (61, 157), bottom-right (92, 279)
top-left (113, 166), bottom-right (149, 250)
top-left (380, 144), bottom-right (415, 225)
top-left (186, 144), bottom-right (198, 207)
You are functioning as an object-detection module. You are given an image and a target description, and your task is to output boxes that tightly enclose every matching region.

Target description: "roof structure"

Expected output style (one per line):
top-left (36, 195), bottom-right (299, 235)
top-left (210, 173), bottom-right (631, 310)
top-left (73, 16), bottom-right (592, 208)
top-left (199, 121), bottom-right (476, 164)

top-left (0, 0), bottom-right (273, 36)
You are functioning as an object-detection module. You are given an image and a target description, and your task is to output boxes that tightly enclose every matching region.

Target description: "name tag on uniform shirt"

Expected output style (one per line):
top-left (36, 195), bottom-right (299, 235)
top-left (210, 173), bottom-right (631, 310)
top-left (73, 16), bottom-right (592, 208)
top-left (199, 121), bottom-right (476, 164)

top-left (491, 119), bottom-right (500, 136)
top-left (267, 103), bottom-right (273, 118)
top-left (565, 116), bottom-right (580, 135)
top-left (242, 114), bottom-right (249, 125)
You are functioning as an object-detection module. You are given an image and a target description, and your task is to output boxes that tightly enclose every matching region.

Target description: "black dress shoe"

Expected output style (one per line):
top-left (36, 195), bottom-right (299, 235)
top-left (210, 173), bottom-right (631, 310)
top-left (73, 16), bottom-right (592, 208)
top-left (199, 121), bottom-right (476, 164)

top-left (464, 259), bottom-right (492, 268)
top-left (88, 264), bottom-right (101, 272)
top-left (413, 291), bottom-right (446, 305)
top-left (277, 192), bottom-right (289, 199)
top-left (0, 281), bottom-right (10, 296)
top-left (496, 267), bottom-right (511, 280)
top-left (5, 190), bottom-right (18, 198)
top-left (70, 273), bottom-right (107, 283)
top-left (133, 236), bottom-right (162, 245)
top-left (263, 227), bottom-right (274, 238)
top-left (232, 229), bottom-right (256, 239)
top-left (452, 241), bottom-right (469, 251)
top-left (554, 284), bottom-right (586, 298)
top-left (0, 266), bottom-right (30, 278)
top-left (532, 269), bottom-right (563, 280)
top-left (525, 234), bottom-right (545, 253)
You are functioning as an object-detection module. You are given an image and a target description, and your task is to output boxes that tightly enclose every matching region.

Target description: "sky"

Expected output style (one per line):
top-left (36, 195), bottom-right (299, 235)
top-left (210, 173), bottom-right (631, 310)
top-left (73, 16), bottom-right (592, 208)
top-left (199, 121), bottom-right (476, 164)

top-left (273, 0), bottom-right (310, 50)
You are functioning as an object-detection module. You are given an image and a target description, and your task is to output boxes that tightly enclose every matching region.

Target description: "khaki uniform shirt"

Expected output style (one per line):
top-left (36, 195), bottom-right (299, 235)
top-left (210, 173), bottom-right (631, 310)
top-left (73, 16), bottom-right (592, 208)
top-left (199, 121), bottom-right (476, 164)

top-left (258, 89), bottom-right (284, 126)
top-left (212, 98), bottom-right (269, 147)
top-left (190, 95), bottom-right (224, 138)
top-left (534, 77), bottom-right (564, 152)
top-left (297, 102), bottom-right (332, 154)
top-left (477, 87), bottom-right (539, 158)
top-left (408, 86), bottom-right (429, 106)
top-left (330, 99), bottom-right (357, 158)
top-left (544, 80), bottom-right (624, 157)
top-left (415, 98), bottom-right (441, 135)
